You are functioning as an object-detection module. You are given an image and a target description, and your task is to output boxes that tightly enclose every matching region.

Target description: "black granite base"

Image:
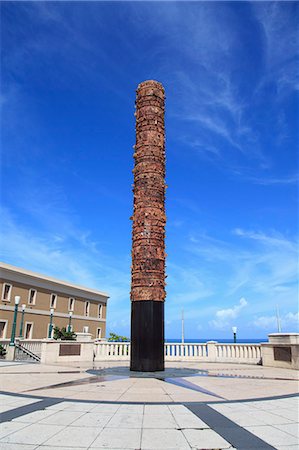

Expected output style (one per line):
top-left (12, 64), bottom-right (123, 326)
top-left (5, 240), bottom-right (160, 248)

top-left (130, 300), bottom-right (164, 372)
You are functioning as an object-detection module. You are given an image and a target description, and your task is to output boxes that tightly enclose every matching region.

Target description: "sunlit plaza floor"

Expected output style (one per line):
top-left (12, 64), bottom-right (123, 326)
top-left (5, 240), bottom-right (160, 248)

top-left (0, 360), bottom-right (298, 449)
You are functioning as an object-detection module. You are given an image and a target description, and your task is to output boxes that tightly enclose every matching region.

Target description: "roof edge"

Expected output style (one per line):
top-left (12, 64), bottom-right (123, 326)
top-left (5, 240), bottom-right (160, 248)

top-left (0, 262), bottom-right (109, 299)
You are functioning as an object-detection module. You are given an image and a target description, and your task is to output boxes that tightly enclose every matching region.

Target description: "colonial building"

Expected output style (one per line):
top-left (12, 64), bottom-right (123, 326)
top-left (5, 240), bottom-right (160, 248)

top-left (0, 262), bottom-right (108, 340)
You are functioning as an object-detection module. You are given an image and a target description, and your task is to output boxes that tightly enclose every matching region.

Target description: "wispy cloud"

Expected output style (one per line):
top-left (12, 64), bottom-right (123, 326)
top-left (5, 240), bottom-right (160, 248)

top-left (253, 2), bottom-right (299, 94)
top-left (210, 297), bottom-right (248, 329)
top-left (187, 228), bottom-right (298, 316)
top-left (242, 174), bottom-right (298, 186)
top-left (253, 311), bottom-right (299, 332)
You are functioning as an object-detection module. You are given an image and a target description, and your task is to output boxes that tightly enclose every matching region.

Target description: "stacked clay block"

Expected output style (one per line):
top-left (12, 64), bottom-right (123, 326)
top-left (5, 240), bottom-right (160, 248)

top-left (131, 80), bottom-right (166, 302)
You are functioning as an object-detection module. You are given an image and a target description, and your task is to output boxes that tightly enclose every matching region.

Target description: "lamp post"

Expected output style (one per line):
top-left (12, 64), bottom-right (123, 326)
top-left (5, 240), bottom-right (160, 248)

top-left (68, 311), bottom-right (73, 333)
top-left (10, 296), bottom-right (20, 346)
top-left (232, 326), bottom-right (237, 344)
top-left (48, 308), bottom-right (54, 339)
top-left (19, 304), bottom-right (26, 338)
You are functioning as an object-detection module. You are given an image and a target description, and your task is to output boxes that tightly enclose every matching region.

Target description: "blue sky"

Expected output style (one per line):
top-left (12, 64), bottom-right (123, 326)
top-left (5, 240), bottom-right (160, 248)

top-left (1, 1), bottom-right (298, 339)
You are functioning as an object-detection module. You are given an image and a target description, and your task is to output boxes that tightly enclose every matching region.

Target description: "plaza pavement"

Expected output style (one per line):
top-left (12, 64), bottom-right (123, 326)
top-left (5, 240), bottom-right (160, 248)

top-left (0, 360), bottom-right (298, 449)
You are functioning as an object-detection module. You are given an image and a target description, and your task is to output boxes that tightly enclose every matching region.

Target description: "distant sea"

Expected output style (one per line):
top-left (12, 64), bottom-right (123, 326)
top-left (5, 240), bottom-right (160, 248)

top-left (165, 338), bottom-right (267, 343)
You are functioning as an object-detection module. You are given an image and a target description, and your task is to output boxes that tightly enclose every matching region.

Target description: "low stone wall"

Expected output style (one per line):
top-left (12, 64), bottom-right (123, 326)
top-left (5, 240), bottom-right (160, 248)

top-left (40, 340), bottom-right (94, 364)
top-left (261, 333), bottom-right (299, 370)
top-left (2, 334), bottom-right (298, 369)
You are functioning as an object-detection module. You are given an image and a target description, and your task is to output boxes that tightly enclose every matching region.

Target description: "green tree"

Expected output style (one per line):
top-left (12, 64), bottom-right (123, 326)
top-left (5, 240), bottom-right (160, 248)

top-left (108, 332), bottom-right (129, 342)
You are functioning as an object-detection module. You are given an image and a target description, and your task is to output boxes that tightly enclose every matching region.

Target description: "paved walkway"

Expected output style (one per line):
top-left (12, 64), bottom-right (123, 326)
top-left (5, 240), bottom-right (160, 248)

top-left (0, 361), bottom-right (298, 449)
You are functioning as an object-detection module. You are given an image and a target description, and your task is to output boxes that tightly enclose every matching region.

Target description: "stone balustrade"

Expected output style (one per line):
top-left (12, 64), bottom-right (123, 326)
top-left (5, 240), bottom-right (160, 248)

top-left (0, 339), bottom-right (268, 366)
top-left (15, 339), bottom-right (43, 359)
top-left (93, 341), bottom-right (262, 364)
top-left (0, 339), bottom-right (10, 351)
top-left (94, 342), bottom-right (131, 360)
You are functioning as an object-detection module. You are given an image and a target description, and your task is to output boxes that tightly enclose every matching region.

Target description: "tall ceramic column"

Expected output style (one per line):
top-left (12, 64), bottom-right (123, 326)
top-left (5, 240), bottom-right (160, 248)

top-left (130, 80), bottom-right (166, 372)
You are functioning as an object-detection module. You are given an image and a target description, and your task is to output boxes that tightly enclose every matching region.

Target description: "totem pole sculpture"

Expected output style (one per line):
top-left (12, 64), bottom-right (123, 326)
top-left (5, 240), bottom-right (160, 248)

top-left (130, 80), bottom-right (166, 372)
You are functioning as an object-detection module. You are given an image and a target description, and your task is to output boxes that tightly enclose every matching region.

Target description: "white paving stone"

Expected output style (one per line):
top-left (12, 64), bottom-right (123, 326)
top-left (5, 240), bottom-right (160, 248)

top-left (182, 428), bottom-right (232, 449)
top-left (275, 446), bottom-right (299, 450)
top-left (173, 413), bottom-right (209, 429)
top-left (69, 412), bottom-right (112, 427)
top-left (12, 409), bottom-right (57, 423)
top-left (0, 394), bottom-right (15, 402)
top-left (90, 403), bottom-right (120, 414)
top-left (167, 405), bottom-right (191, 415)
top-left (0, 443), bottom-right (37, 450)
top-left (0, 421), bottom-right (29, 439)
top-left (271, 408), bottom-right (299, 421)
top-left (245, 425), bottom-right (299, 446)
top-left (0, 423), bottom-right (64, 445)
top-left (143, 413), bottom-right (177, 429)
top-left (7, 398), bottom-right (40, 407)
top-left (273, 423), bottom-right (299, 438)
top-left (37, 447), bottom-right (88, 450)
top-left (0, 395), bottom-right (39, 405)
top-left (91, 427), bottom-right (141, 448)
top-left (247, 409), bottom-right (293, 425)
top-left (38, 410), bottom-right (85, 425)
top-left (141, 429), bottom-right (190, 449)
top-left (106, 412), bottom-right (143, 428)
top-left (215, 411), bottom-right (267, 427)
top-left (250, 400), bottom-right (281, 410)
top-left (60, 401), bottom-right (97, 412)
top-left (144, 405), bottom-right (172, 415)
top-left (44, 425), bottom-right (101, 448)
top-left (46, 402), bottom-right (74, 411)
top-left (117, 404), bottom-right (144, 414)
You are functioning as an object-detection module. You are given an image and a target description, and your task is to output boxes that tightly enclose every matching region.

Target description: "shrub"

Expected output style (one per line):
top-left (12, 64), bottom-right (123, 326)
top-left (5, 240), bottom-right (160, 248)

top-left (53, 326), bottom-right (76, 341)
top-left (0, 344), bottom-right (7, 357)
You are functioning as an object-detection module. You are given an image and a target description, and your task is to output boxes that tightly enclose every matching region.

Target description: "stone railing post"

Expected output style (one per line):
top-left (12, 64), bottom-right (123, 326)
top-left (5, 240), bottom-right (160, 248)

top-left (5, 345), bottom-right (15, 361)
top-left (207, 341), bottom-right (217, 362)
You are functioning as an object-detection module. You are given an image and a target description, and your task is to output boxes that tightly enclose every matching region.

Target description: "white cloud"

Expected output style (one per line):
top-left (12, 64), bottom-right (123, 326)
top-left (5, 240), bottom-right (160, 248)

top-left (209, 297), bottom-right (248, 329)
top-left (0, 206), bottom-right (131, 334)
top-left (253, 311), bottom-right (299, 331)
top-left (253, 315), bottom-right (277, 330)
top-left (285, 312), bottom-right (299, 323)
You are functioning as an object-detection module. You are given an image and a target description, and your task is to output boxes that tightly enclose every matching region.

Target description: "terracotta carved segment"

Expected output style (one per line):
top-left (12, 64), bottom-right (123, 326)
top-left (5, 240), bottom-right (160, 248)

top-left (131, 80), bottom-right (166, 303)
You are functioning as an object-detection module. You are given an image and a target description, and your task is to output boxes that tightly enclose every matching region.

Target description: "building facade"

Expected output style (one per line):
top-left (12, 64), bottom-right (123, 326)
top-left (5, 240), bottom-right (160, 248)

top-left (0, 263), bottom-right (108, 340)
